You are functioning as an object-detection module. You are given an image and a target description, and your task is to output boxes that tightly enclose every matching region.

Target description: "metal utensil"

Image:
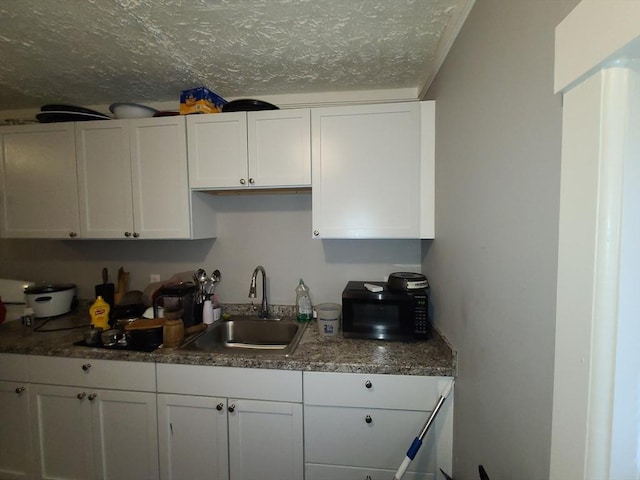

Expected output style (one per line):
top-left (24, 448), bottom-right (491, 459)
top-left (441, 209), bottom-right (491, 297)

top-left (195, 268), bottom-right (207, 302)
top-left (207, 269), bottom-right (221, 296)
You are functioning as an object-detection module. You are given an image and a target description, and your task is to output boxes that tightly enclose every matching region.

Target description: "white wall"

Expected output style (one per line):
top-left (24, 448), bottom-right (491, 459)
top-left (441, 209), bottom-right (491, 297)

top-left (423, 1), bottom-right (579, 478)
top-left (0, 193), bottom-right (421, 306)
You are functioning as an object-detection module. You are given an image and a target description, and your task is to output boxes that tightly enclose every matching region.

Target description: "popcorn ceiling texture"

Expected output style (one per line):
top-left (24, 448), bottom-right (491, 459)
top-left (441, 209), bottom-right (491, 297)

top-left (0, 0), bottom-right (466, 110)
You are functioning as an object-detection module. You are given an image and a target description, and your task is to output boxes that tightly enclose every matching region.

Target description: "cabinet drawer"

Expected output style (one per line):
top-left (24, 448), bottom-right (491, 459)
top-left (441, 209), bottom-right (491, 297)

top-left (306, 464), bottom-right (433, 480)
top-left (303, 372), bottom-right (451, 410)
top-left (157, 364), bottom-right (302, 402)
top-left (0, 353), bottom-right (28, 382)
top-left (28, 356), bottom-right (156, 391)
top-left (304, 405), bottom-right (435, 473)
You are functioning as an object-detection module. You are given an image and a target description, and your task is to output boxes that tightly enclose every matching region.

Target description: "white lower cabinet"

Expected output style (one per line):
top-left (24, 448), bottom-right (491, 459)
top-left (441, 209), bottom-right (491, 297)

top-left (1, 353), bottom-right (452, 480)
top-left (157, 394), bottom-right (229, 480)
top-left (156, 364), bottom-right (304, 480)
top-left (28, 356), bottom-right (158, 480)
top-left (0, 354), bottom-right (32, 479)
top-left (228, 398), bottom-right (303, 480)
top-left (303, 372), bottom-right (453, 480)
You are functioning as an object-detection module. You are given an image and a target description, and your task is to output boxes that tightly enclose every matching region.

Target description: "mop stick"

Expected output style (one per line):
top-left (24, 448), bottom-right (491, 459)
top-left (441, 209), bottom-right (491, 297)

top-left (393, 380), bottom-right (454, 480)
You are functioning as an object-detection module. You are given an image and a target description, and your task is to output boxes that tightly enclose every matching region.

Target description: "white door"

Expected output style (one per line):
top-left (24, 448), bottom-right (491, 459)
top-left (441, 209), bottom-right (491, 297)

top-left (157, 394), bottom-right (229, 480)
top-left (187, 112), bottom-right (248, 189)
top-left (0, 123), bottom-right (80, 238)
top-left (0, 381), bottom-right (32, 479)
top-left (76, 121), bottom-right (134, 239)
top-left (30, 384), bottom-right (95, 480)
top-left (311, 102), bottom-right (421, 239)
top-left (129, 117), bottom-right (191, 239)
top-left (228, 399), bottom-right (303, 480)
top-left (247, 108), bottom-right (311, 187)
top-left (91, 389), bottom-right (159, 480)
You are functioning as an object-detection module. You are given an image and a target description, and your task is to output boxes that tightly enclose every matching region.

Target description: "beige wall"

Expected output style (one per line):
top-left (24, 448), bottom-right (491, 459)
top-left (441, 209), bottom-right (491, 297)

top-left (0, 193), bottom-right (420, 307)
top-left (424, 0), bottom-right (580, 478)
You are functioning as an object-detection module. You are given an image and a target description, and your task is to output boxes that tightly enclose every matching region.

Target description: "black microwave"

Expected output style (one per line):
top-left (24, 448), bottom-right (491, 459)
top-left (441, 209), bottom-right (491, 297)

top-left (341, 281), bottom-right (429, 341)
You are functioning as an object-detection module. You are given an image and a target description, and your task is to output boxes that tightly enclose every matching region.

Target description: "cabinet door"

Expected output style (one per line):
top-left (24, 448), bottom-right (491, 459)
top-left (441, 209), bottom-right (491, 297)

top-left (247, 109), bottom-right (311, 187)
top-left (228, 399), bottom-right (303, 480)
top-left (305, 405), bottom-right (436, 473)
top-left (187, 113), bottom-right (248, 188)
top-left (0, 123), bottom-right (80, 238)
top-left (0, 381), bottom-right (32, 479)
top-left (311, 102), bottom-right (421, 238)
top-left (305, 464), bottom-right (429, 480)
top-left (129, 117), bottom-right (191, 239)
top-left (92, 389), bottom-right (159, 480)
top-left (76, 120), bottom-right (135, 238)
top-left (157, 394), bottom-right (229, 480)
top-left (30, 384), bottom-right (94, 480)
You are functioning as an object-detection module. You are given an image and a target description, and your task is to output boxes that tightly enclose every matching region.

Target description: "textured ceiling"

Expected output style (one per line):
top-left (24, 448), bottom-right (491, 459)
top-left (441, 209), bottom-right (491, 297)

top-left (0, 0), bottom-right (473, 112)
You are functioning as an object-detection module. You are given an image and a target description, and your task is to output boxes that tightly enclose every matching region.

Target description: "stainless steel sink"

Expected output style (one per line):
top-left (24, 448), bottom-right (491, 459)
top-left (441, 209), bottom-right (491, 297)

top-left (180, 316), bottom-right (306, 356)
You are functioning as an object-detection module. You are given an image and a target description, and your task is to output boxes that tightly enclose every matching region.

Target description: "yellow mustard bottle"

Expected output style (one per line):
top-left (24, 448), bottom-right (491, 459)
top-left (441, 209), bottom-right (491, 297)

top-left (90, 296), bottom-right (110, 330)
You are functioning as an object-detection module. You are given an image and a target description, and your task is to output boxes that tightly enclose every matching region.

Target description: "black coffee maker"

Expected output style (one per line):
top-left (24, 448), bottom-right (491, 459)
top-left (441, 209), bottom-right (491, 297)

top-left (153, 283), bottom-right (202, 327)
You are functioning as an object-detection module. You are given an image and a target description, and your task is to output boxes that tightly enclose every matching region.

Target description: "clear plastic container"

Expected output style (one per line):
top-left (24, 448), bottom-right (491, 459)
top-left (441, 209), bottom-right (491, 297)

top-left (295, 279), bottom-right (312, 322)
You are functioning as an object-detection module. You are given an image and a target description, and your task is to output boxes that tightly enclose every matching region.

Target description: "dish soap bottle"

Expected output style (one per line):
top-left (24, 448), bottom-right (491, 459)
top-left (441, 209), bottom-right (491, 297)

top-left (296, 279), bottom-right (312, 322)
top-left (90, 296), bottom-right (110, 330)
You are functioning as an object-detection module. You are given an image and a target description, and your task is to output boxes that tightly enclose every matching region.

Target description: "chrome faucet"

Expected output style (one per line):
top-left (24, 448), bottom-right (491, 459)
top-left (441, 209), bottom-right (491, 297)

top-left (248, 265), bottom-right (269, 318)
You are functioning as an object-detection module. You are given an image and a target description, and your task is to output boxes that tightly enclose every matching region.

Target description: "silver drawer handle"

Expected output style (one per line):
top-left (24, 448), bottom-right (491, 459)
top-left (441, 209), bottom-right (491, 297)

top-left (228, 404), bottom-right (236, 413)
top-left (216, 403), bottom-right (224, 411)
top-left (365, 415), bottom-right (373, 424)
top-left (88, 393), bottom-right (97, 401)
top-left (365, 380), bottom-right (372, 389)
top-left (77, 392), bottom-right (86, 400)
top-left (15, 386), bottom-right (25, 394)
top-left (82, 363), bottom-right (91, 371)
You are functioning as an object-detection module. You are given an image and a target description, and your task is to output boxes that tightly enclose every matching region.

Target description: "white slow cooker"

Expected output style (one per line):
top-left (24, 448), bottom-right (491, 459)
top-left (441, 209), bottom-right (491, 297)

top-left (24, 284), bottom-right (76, 318)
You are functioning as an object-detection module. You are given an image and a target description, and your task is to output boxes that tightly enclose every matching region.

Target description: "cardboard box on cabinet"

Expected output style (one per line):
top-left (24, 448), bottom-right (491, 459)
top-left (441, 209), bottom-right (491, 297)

top-left (180, 86), bottom-right (227, 114)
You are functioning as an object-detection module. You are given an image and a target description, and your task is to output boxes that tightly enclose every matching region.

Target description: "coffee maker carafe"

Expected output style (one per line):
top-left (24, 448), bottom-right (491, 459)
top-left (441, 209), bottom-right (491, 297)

top-left (154, 283), bottom-right (201, 328)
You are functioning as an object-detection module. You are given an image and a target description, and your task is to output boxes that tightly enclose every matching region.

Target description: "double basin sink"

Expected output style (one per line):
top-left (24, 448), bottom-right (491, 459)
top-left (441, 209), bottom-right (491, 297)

top-left (180, 316), bottom-right (307, 356)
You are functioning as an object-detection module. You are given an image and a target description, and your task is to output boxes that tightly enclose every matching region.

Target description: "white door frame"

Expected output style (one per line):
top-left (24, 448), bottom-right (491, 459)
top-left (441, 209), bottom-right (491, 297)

top-left (551, 1), bottom-right (640, 479)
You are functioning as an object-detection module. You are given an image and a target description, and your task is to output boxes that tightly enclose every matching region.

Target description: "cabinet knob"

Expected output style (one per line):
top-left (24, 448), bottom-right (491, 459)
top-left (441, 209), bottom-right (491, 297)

top-left (249, 178), bottom-right (255, 184)
top-left (313, 230), bottom-right (320, 237)
top-left (82, 363), bottom-right (91, 371)
top-left (365, 415), bottom-right (373, 424)
top-left (240, 178), bottom-right (246, 185)
top-left (228, 404), bottom-right (236, 413)
top-left (68, 232), bottom-right (77, 238)
top-left (366, 476), bottom-right (373, 480)
top-left (365, 380), bottom-right (372, 389)
top-left (216, 403), bottom-right (224, 411)
top-left (88, 393), bottom-right (97, 401)
top-left (124, 231), bottom-right (132, 237)
top-left (133, 232), bottom-right (140, 238)
top-left (77, 392), bottom-right (87, 400)
top-left (15, 386), bottom-right (25, 394)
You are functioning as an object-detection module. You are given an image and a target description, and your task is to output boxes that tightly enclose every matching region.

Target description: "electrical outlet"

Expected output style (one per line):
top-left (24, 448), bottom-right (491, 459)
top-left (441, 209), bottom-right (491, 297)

top-left (149, 273), bottom-right (161, 283)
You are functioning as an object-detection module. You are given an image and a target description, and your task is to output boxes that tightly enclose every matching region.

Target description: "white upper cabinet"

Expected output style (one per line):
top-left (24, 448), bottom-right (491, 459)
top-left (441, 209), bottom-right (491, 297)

top-left (187, 108), bottom-right (311, 189)
top-left (129, 117), bottom-right (192, 239)
top-left (311, 101), bottom-right (435, 239)
top-left (76, 116), bottom-right (215, 239)
top-left (0, 123), bottom-right (81, 238)
top-left (76, 120), bottom-right (134, 239)
top-left (247, 109), bottom-right (311, 188)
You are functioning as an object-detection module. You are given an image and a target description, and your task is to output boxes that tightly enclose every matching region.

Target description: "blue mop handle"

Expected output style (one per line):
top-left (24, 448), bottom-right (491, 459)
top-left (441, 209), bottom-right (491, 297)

top-left (406, 436), bottom-right (423, 460)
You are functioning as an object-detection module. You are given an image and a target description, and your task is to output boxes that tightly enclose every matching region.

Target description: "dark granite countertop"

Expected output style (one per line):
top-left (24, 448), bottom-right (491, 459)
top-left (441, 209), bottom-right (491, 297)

top-left (0, 308), bottom-right (456, 376)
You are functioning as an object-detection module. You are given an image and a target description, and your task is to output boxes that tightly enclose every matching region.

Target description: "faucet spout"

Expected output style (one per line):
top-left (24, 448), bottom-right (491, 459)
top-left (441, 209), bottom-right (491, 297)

top-left (248, 265), bottom-right (269, 318)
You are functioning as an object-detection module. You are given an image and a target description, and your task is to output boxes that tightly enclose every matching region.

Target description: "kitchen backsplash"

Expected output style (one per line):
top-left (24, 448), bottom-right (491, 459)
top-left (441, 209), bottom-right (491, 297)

top-left (0, 194), bottom-right (422, 306)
